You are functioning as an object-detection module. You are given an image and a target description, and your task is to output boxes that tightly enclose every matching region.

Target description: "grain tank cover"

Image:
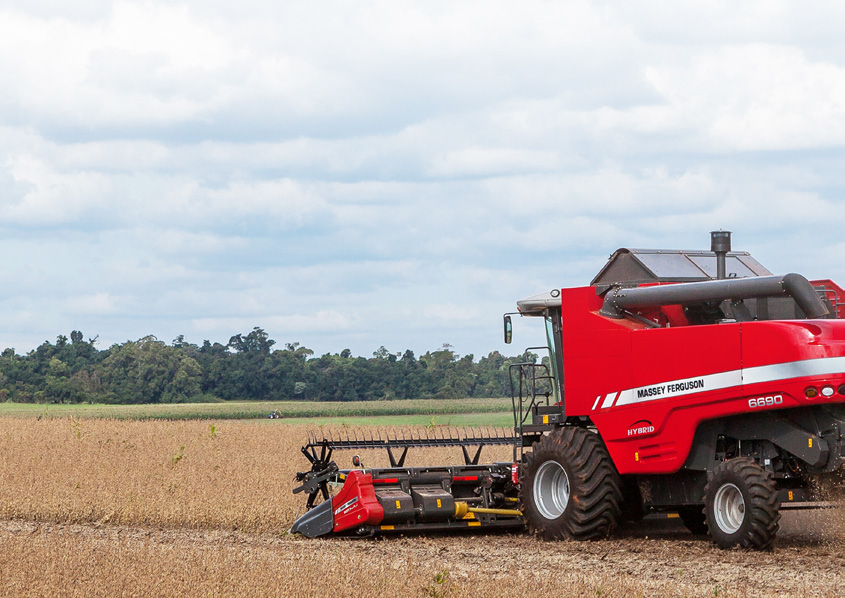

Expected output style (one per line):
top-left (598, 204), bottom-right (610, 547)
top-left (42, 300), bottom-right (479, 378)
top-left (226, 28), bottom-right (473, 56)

top-left (591, 248), bottom-right (771, 287)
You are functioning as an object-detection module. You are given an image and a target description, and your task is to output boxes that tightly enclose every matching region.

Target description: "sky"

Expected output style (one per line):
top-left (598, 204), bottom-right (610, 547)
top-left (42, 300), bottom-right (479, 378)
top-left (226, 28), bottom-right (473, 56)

top-left (3, 0), bottom-right (845, 359)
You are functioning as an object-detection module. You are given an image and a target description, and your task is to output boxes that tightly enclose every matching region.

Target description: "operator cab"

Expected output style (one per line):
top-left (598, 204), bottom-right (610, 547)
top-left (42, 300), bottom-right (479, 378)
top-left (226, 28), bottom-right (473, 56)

top-left (504, 289), bottom-right (567, 450)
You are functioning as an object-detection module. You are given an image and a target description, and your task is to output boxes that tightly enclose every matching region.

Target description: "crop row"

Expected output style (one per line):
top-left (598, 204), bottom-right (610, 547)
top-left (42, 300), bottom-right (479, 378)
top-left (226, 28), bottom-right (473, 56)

top-left (0, 397), bottom-right (513, 420)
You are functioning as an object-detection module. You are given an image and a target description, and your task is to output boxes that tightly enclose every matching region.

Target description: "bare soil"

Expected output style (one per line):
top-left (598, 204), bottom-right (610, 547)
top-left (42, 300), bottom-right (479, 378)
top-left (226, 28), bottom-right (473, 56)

top-left (1, 509), bottom-right (842, 597)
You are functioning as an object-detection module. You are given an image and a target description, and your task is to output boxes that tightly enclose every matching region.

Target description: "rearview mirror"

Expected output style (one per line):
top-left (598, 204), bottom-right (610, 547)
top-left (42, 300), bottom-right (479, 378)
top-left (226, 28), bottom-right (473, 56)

top-left (504, 315), bottom-right (512, 344)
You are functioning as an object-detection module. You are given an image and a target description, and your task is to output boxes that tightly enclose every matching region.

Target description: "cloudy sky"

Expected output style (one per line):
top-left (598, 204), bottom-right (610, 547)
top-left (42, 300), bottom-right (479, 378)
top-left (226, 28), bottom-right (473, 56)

top-left (2, 1), bottom-right (845, 358)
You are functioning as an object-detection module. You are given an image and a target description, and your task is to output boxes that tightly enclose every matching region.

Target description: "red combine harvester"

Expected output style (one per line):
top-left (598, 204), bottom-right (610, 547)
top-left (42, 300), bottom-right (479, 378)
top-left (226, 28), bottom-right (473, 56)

top-left (292, 232), bottom-right (845, 549)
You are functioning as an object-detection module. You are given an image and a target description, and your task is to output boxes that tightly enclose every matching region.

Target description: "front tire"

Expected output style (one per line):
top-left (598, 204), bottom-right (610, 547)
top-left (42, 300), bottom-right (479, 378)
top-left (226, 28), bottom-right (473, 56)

top-left (704, 458), bottom-right (780, 550)
top-left (520, 427), bottom-right (622, 540)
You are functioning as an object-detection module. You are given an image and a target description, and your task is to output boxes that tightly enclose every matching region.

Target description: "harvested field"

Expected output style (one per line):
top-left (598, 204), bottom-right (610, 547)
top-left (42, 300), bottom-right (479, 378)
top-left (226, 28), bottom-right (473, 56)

top-left (1, 516), bottom-right (843, 598)
top-left (1, 418), bottom-right (843, 597)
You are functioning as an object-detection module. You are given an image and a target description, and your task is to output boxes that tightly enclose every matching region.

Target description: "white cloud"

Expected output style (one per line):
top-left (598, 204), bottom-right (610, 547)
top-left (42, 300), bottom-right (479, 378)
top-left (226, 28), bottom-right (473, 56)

top-left (64, 292), bottom-right (120, 315)
top-left (1, 155), bottom-right (112, 225)
top-left (427, 147), bottom-right (561, 178)
top-left (0, 2), bottom-right (233, 128)
top-left (642, 44), bottom-right (845, 151)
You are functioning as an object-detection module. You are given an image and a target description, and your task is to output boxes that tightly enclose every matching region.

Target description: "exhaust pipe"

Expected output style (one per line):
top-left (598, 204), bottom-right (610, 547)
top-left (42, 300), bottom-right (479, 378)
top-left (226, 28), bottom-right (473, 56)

top-left (711, 230), bottom-right (731, 280)
top-left (601, 273), bottom-right (829, 320)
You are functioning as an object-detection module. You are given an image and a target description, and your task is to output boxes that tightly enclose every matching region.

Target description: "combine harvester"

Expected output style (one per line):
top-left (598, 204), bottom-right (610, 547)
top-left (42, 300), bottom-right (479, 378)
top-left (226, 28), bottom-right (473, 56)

top-left (292, 231), bottom-right (845, 549)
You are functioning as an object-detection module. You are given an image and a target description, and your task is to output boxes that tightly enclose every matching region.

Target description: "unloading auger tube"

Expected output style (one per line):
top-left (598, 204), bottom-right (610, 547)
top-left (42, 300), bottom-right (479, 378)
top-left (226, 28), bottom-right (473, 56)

top-left (599, 273), bottom-right (829, 319)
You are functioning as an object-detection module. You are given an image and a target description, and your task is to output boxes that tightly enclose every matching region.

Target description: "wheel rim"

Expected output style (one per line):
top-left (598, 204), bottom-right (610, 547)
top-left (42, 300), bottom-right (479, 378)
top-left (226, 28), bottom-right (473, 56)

top-left (713, 483), bottom-right (745, 534)
top-left (533, 460), bottom-right (570, 519)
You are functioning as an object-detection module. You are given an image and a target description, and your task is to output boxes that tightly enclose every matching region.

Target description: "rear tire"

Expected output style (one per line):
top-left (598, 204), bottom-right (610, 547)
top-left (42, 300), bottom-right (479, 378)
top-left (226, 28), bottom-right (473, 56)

top-left (704, 458), bottom-right (780, 550)
top-left (520, 427), bottom-right (622, 540)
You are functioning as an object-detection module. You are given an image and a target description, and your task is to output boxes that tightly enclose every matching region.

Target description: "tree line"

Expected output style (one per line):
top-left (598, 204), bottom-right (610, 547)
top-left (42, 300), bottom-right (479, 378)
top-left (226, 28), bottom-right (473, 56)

top-left (0, 327), bottom-right (535, 404)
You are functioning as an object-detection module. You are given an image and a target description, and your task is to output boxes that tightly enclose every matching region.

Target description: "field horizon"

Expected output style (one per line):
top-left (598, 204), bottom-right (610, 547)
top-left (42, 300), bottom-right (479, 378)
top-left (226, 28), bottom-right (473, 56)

top-left (0, 397), bottom-right (513, 423)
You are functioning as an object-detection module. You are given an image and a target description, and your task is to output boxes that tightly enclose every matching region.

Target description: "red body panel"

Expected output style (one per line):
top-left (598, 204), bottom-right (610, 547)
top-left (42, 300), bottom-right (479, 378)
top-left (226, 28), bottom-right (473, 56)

top-left (560, 286), bottom-right (845, 475)
top-left (331, 470), bottom-right (384, 532)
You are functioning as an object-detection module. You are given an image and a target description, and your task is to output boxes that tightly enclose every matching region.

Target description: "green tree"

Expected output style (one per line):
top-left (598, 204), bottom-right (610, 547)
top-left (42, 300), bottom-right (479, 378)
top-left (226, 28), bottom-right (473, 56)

top-left (98, 336), bottom-right (202, 403)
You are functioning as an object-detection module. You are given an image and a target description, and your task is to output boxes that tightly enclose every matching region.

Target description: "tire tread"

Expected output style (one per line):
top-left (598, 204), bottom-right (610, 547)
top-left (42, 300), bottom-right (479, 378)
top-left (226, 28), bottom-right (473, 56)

top-left (704, 457), bottom-right (780, 550)
top-left (520, 427), bottom-right (622, 541)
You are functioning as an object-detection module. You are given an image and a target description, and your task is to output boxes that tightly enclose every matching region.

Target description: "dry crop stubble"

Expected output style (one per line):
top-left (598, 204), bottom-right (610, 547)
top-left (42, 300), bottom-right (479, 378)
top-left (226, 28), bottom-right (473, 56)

top-left (2, 520), bottom-right (844, 598)
top-left (0, 522), bottom-right (660, 598)
top-left (2, 418), bottom-right (844, 597)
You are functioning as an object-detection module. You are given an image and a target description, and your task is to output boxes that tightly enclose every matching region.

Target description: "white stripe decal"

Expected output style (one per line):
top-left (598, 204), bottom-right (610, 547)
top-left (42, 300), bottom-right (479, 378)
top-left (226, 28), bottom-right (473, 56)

top-left (600, 392), bottom-right (618, 409)
top-left (604, 355), bottom-right (845, 410)
top-left (615, 370), bottom-right (740, 408)
top-left (591, 396), bottom-right (602, 410)
top-left (742, 356), bottom-right (845, 385)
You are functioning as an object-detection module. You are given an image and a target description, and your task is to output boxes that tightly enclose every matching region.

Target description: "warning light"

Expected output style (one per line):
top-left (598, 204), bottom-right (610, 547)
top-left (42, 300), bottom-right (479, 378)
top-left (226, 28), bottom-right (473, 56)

top-left (805, 387), bottom-right (818, 398)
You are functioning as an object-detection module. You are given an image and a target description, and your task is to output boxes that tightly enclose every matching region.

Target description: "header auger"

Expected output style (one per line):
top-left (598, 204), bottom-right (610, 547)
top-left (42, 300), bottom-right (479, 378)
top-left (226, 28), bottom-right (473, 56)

top-left (292, 231), bottom-right (845, 549)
